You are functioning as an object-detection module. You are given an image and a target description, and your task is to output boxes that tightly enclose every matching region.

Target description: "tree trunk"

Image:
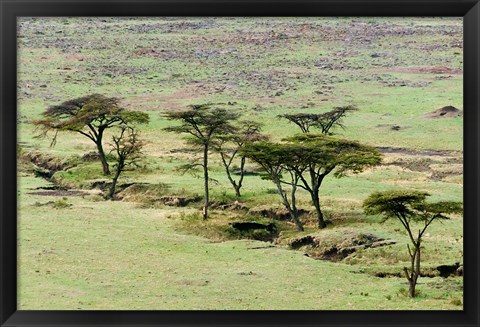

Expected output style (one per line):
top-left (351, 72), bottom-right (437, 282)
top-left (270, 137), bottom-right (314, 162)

top-left (404, 243), bottom-right (421, 298)
top-left (290, 182), bottom-right (304, 231)
top-left (273, 179), bottom-right (303, 231)
top-left (202, 144), bottom-right (209, 220)
top-left (236, 156), bottom-right (246, 197)
top-left (107, 166), bottom-right (122, 200)
top-left (311, 190), bottom-right (327, 228)
top-left (412, 243), bottom-right (421, 297)
top-left (290, 211), bottom-right (304, 231)
top-left (225, 166), bottom-right (241, 197)
top-left (408, 279), bottom-right (416, 298)
top-left (222, 153), bottom-right (243, 198)
top-left (234, 185), bottom-right (241, 198)
top-left (96, 139), bottom-right (110, 175)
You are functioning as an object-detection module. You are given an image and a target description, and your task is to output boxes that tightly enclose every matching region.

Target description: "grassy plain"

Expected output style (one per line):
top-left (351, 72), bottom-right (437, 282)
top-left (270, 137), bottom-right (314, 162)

top-left (17, 17), bottom-right (463, 310)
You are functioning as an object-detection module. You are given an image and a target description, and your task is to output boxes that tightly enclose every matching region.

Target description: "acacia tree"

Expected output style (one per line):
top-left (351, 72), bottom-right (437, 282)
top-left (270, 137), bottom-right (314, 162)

top-left (212, 121), bottom-right (267, 197)
top-left (284, 134), bottom-right (382, 228)
top-left (279, 105), bottom-right (357, 134)
top-left (106, 126), bottom-right (144, 200)
top-left (241, 141), bottom-right (306, 231)
top-left (164, 104), bottom-right (239, 220)
top-left (34, 94), bottom-right (149, 175)
top-left (363, 190), bottom-right (462, 297)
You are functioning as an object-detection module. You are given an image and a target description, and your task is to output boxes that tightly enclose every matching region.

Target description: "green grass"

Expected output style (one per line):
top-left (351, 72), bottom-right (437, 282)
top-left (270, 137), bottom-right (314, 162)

top-left (17, 17), bottom-right (463, 310)
top-left (18, 178), bottom-right (462, 310)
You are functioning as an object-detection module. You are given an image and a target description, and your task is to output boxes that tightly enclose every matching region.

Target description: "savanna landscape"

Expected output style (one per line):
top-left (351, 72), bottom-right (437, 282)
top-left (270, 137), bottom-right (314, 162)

top-left (17, 17), bottom-right (463, 310)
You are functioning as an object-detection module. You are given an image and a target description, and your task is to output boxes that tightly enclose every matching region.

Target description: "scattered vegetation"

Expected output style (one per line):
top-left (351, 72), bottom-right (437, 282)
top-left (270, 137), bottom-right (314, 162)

top-left (17, 17), bottom-right (463, 310)
top-left (279, 105), bottom-right (357, 134)
top-left (164, 104), bottom-right (240, 220)
top-left (34, 94), bottom-right (149, 175)
top-left (106, 126), bottom-right (145, 200)
top-left (363, 190), bottom-right (462, 297)
top-left (213, 120), bottom-right (267, 198)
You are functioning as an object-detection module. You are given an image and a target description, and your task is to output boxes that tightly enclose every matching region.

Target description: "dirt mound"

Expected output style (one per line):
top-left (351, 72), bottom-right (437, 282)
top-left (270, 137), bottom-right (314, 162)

top-left (81, 151), bottom-right (101, 161)
top-left (119, 183), bottom-right (200, 207)
top-left (424, 106), bottom-right (463, 119)
top-left (289, 235), bottom-right (317, 249)
top-left (19, 151), bottom-right (81, 180)
top-left (21, 151), bottom-right (71, 178)
top-left (288, 232), bottom-right (396, 261)
top-left (248, 206), bottom-right (308, 221)
top-left (119, 183), bottom-right (169, 199)
top-left (158, 195), bottom-right (201, 207)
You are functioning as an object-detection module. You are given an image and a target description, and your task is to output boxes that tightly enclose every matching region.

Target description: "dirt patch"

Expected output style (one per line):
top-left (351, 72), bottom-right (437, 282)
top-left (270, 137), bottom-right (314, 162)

top-left (81, 151), bottom-right (101, 161)
top-left (20, 151), bottom-right (73, 178)
top-left (392, 66), bottom-right (463, 75)
top-left (158, 195), bottom-right (201, 207)
top-left (65, 53), bottom-right (87, 62)
top-left (248, 206), bottom-right (308, 221)
top-left (319, 246), bottom-right (357, 261)
top-left (88, 180), bottom-right (135, 192)
top-left (383, 156), bottom-right (462, 182)
top-left (88, 180), bottom-right (112, 190)
top-left (120, 84), bottom-right (212, 112)
top-left (424, 106), bottom-right (463, 119)
top-left (317, 236), bottom-right (396, 261)
top-left (32, 185), bottom-right (67, 191)
top-left (118, 183), bottom-right (200, 207)
top-left (377, 146), bottom-right (461, 157)
top-left (27, 190), bottom-right (86, 197)
top-left (385, 157), bottom-right (436, 173)
top-left (289, 235), bottom-right (317, 249)
top-left (288, 232), bottom-right (396, 262)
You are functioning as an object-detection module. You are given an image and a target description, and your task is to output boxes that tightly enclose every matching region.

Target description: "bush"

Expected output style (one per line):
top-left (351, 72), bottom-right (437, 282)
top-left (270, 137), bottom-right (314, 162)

top-left (52, 197), bottom-right (72, 209)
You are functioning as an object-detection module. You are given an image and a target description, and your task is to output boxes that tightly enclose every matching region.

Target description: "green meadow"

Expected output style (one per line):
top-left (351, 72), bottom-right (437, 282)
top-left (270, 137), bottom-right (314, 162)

top-left (17, 17), bottom-right (463, 310)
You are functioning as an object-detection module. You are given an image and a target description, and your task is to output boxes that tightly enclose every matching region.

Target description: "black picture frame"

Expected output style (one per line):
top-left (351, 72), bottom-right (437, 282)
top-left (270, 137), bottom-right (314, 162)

top-left (1, 0), bottom-right (479, 326)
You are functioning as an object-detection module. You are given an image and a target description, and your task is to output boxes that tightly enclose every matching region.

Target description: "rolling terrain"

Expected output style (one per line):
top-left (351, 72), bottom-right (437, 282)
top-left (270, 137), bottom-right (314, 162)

top-left (17, 17), bottom-right (463, 310)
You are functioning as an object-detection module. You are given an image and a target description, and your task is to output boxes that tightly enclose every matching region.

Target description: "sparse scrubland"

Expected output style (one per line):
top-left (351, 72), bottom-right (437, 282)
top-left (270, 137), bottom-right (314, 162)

top-left (17, 17), bottom-right (463, 310)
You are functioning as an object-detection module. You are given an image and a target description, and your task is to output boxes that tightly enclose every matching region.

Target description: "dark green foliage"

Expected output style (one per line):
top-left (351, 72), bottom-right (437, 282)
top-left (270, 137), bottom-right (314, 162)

top-left (163, 104), bottom-right (240, 220)
top-left (287, 134), bottom-right (381, 228)
top-left (34, 94), bottom-right (149, 175)
top-left (241, 141), bottom-right (306, 231)
top-left (285, 134), bottom-right (382, 178)
top-left (363, 190), bottom-right (462, 224)
top-left (363, 190), bottom-right (462, 297)
top-left (278, 105), bottom-right (357, 134)
top-left (242, 135), bottom-right (382, 229)
top-left (278, 107), bottom-right (380, 228)
top-left (164, 104), bottom-right (239, 147)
